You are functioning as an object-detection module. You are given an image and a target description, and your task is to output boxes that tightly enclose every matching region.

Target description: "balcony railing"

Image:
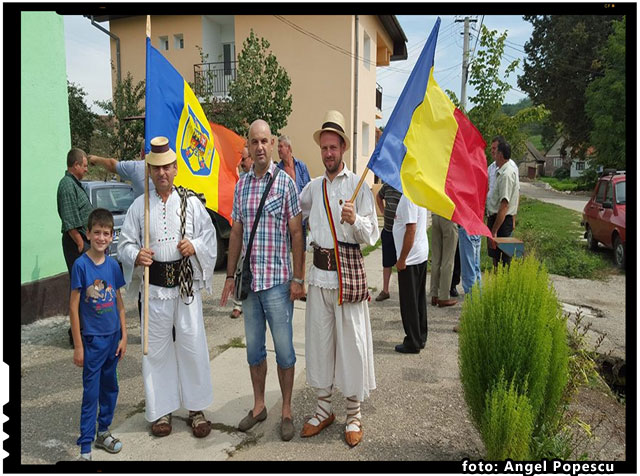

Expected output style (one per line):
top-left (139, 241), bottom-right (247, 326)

top-left (376, 82), bottom-right (383, 111)
top-left (193, 61), bottom-right (237, 98)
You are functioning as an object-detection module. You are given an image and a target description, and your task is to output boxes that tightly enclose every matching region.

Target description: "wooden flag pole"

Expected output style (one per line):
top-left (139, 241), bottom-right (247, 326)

top-left (349, 167), bottom-right (370, 203)
top-left (143, 15), bottom-right (151, 356)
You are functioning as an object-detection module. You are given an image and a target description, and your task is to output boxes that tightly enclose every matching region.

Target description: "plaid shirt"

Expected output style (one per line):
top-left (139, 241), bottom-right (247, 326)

top-left (232, 162), bottom-right (301, 292)
top-left (57, 171), bottom-right (93, 235)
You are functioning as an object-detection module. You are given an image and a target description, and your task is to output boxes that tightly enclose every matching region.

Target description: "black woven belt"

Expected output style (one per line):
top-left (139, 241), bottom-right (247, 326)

top-left (313, 247), bottom-right (338, 271)
top-left (149, 260), bottom-right (181, 288)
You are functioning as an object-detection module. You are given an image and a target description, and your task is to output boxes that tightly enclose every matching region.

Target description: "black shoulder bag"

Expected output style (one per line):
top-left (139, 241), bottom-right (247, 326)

top-left (234, 168), bottom-right (280, 300)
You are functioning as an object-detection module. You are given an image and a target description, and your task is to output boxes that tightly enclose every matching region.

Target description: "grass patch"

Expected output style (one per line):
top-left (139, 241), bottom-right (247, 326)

top-left (218, 336), bottom-right (246, 353)
top-left (539, 177), bottom-right (579, 192)
top-left (362, 238), bottom-right (381, 257)
top-left (479, 196), bottom-right (614, 279)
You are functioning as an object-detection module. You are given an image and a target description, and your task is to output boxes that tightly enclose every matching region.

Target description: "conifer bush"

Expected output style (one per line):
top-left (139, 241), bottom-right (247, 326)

top-left (458, 255), bottom-right (569, 459)
top-left (482, 375), bottom-right (534, 460)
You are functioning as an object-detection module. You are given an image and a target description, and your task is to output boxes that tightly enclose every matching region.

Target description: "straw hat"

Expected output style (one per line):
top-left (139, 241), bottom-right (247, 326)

top-left (146, 136), bottom-right (177, 166)
top-left (313, 110), bottom-right (350, 151)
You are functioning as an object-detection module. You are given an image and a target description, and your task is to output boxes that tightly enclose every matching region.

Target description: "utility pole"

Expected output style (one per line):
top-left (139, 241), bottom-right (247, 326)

top-left (455, 16), bottom-right (477, 112)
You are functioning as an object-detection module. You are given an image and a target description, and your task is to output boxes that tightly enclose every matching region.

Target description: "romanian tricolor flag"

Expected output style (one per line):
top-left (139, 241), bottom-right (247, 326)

top-left (145, 37), bottom-right (245, 223)
top-left (368, 17), bottom-right (491, 237)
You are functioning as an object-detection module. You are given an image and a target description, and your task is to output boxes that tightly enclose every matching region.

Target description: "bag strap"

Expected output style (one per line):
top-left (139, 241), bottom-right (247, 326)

top-left (245, 167), bottom-right (281, 266)
top-left (322, 178), bottom-right (344, 305)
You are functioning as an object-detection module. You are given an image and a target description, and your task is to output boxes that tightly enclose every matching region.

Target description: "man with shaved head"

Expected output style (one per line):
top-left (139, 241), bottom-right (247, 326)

top-left (220, 120), bottom-right (305, 441)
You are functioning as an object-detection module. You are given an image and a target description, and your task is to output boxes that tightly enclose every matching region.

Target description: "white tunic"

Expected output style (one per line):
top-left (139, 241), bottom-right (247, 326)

top-left (118, 189), bottom-right (216, 298)
top-left (117, 188), bottom-right (217, 421)
top-left (299, 167), bottom-right (379, 401)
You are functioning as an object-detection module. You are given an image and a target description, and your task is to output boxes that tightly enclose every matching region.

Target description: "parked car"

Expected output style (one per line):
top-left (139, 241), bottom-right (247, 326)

top-left (581, 170), bottom-right (626, 268)
top-left (81, 180), bottom-right (136, 262)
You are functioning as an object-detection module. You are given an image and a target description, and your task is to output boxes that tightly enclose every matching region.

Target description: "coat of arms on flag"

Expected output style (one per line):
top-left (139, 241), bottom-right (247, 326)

top-left (179, 104), bottom-right (214, 176)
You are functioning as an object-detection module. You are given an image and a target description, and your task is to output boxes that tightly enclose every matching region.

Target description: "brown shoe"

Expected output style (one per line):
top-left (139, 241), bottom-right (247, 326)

top-left (151, 414), bottom-right (172, 437)
top-left (188, 411), bottom-right (212, 438)
top-left (375, 291), bottom-right (390, 302)
top-left (438, 299), bottom-right (457, 307)
top-left (345, 423), bottom-right (363, 447)
top-left (431, 296), bottom-right (439, 306)
top-left (300, 413), bottom-right (335, 437)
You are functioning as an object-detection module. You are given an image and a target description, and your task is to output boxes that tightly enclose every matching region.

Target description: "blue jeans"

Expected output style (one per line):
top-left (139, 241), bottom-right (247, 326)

top-left (458, 227), bottom-right (482, 295)
top-left (243, 282), bottom-right (296, 369)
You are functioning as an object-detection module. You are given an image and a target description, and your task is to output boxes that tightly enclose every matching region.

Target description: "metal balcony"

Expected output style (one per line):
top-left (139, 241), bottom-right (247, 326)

top-left (193, 61), bottom-right (237, 98)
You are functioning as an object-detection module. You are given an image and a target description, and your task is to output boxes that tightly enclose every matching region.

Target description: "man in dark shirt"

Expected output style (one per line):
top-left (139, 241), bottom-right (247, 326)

top-left (57, 147), bottom-right (94, 345)
top-left (57, 147), bottom-right (93, 276)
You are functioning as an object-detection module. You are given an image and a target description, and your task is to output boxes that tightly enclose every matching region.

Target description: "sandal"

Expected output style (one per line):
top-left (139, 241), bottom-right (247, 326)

top-left (188, 410), bottom-right (212, 438)
top-left (151, 414), bottom-right (172, 437)
top-left (95, 431), bottom-right (122, 454)
top-left (230, 309), bottom-right (242, 319)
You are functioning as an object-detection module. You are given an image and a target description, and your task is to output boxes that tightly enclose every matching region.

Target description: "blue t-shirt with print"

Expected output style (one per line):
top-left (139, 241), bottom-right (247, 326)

top-left (71, 253), bottom-right (126, 336)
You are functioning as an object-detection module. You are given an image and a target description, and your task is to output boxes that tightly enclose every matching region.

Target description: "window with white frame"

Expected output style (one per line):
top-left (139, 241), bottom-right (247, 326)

top-left (363, 30), bottom-right (371, 71)
top-left (158, 36), bottom-right (169, 51)
top-left (553, 157), bottom-right (563, 167)
top-left (575, 161), bottom-right (585, 171)
top-left (174, 34), bottom-right (184, 50)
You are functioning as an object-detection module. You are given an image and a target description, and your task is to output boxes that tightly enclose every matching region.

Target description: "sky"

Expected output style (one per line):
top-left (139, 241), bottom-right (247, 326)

top-left (63, 14), bottom-right (534, 123)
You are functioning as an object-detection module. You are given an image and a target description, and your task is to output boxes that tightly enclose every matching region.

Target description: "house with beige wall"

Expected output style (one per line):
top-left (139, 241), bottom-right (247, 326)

top-left (90, 14), bottom-right (407, 182)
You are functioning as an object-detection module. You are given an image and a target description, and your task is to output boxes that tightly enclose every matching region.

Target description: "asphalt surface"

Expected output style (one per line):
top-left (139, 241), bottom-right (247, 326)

top-left (17, 185), bottom-right (625, 470)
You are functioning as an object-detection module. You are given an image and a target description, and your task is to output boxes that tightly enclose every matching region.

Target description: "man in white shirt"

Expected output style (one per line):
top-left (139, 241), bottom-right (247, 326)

top-left (299, 110), bottom-right (379, 448)
top-left (392, 195), bottom-right (429, 353)
top-left (487, 140), bottom-right (520, 269)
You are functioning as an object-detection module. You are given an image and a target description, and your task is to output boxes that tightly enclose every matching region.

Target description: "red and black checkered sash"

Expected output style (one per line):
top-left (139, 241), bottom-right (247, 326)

top-left (321, 179), bottom-right (369, 305)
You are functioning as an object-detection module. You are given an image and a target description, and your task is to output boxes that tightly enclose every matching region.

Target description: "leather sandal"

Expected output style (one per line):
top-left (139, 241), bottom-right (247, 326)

top-left (345, 400), bottom-right (363, 447)
top-left (300, 412), bottom-right (335, 437)
top-left (151, 414), bottom-right (172, 437)
top-left (345, 419), bottom-right (363, 447)
top-left (188, 411), bottom-right (212, 438)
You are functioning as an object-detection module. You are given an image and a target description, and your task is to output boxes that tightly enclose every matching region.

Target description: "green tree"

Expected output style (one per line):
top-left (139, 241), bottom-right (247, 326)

top-left (518, 15), bottom-right (623, 158)
top-left (447, 25), bottom-right (548, 162)
top-left (226, 30), bottom-right (293, 137)
top-left (94, 72), bottom-right (145, 161)
top-left (585, 16), bottom-right (626, 170)
top-left (68, 81), bottom-right (96, 152)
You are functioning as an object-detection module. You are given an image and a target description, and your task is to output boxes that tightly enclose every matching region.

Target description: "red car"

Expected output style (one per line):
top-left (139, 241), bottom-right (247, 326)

top-left (581, 171), bottom-right (626, 268)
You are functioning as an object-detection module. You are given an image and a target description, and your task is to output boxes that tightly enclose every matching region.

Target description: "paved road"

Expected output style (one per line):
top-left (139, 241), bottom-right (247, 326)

top-left (518, 180), bottom-right (589, 213)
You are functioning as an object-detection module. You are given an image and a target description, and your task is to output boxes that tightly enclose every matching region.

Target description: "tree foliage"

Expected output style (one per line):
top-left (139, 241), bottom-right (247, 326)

top-left (95, 72), bottom-right (146, 161)
top-left (585, 16), bottom-right (626, 169)
top-left (518, 15), bottom-right (623, 159)
top-left (448, 25), bottom-right (548, 162)
top-left (68, 81), bottom-right (96, 152)
top-left (225, 30), bottom-right (293, 137)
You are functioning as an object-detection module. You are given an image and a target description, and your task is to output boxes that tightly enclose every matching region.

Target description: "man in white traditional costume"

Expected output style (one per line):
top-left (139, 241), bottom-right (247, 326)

top-left (118, 136), bottom-right (216, 439)
top-left (298, 110), bottom-right (380, 447)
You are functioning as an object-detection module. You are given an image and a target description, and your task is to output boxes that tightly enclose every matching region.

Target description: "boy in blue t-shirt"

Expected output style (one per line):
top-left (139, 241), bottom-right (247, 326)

top-left (70, 208), bottom-right (127, 461)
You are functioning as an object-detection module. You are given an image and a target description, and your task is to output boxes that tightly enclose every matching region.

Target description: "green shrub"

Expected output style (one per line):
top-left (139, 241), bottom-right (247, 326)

top-left (482, 375), bottom-right (534, 460)
top-left (459, 255), bottom-right (569, 458)
top-left (554, 167), bottom-right (570, 179)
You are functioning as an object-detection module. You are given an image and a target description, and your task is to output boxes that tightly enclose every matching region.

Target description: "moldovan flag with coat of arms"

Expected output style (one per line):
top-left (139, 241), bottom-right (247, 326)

top-left (367, 17), bottom-right (491, 237)
top-left (145, 36), bottom-right (245, 223)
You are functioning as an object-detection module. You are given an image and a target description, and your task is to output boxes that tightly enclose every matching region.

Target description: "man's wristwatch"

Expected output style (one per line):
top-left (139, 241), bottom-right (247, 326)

top-left (292, 278), bottom-right (304, 285)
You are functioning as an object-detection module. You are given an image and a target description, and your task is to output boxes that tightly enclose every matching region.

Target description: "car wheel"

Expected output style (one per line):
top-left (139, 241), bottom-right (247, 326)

top-left (586, 226), bottom-right (598, 251)
top-left (613, 235), bottom-right (625, 269)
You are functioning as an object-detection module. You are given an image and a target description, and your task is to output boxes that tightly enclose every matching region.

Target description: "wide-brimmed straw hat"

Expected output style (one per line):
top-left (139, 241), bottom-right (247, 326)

top-left (313, 110), bottom-right (350, 151)
top-left (146, 136), bottom-right (177, 166)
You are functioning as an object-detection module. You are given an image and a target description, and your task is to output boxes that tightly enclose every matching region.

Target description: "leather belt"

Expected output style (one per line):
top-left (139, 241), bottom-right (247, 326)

top-left (149, 259), bottom-right (181, 288)
top-left (313, 247), bottom-right (338, 271)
